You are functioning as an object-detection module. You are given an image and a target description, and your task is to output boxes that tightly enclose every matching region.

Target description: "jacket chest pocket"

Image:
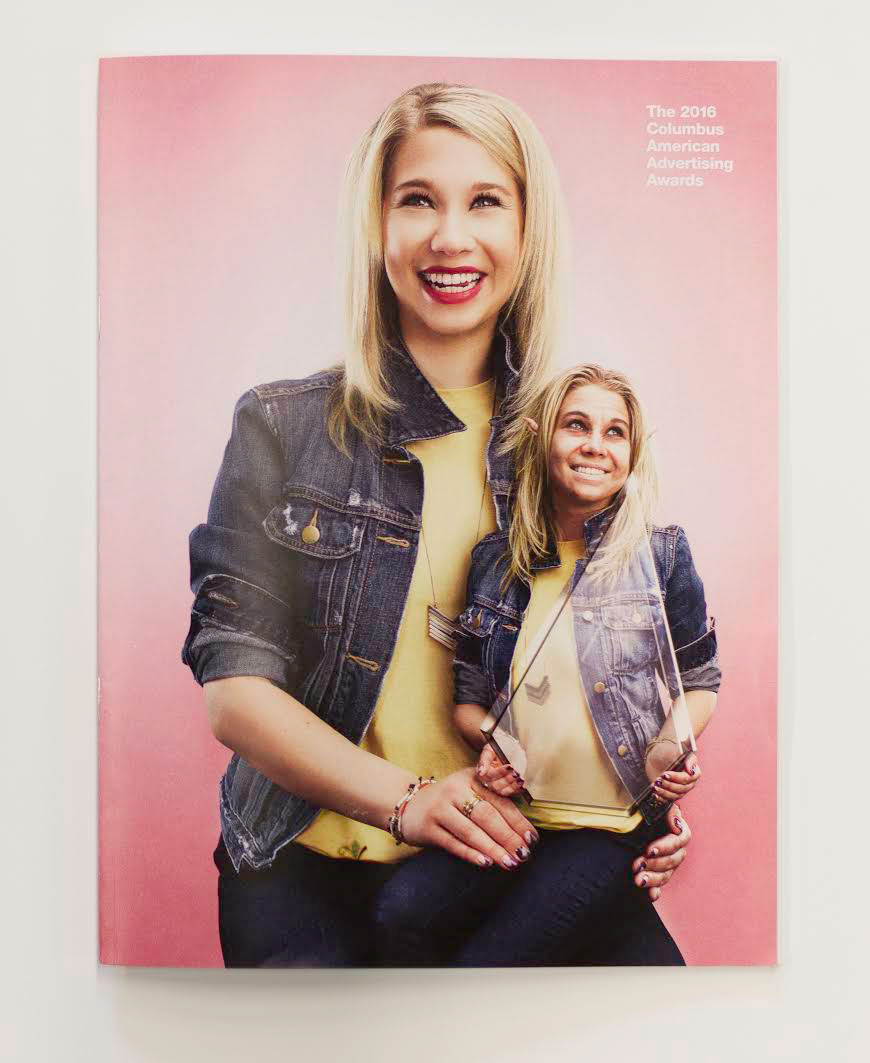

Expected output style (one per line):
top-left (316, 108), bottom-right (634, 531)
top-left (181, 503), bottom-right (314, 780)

top-left (263, 493), bottom-right (364, 632)
top-left (600, 596), bottom-right (659, 675)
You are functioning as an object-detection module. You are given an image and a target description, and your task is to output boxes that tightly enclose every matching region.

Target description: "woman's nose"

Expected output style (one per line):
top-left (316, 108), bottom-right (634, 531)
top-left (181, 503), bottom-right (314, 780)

top-left (429, 209), bottom-right (474, 256)
top-left (580, 429), bottom-right (607, 454)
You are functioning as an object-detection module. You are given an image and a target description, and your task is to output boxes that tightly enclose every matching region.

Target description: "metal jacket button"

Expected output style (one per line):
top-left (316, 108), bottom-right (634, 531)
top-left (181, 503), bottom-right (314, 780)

top-left (301, 509), bottom-right (320, 544)
top-left (617, 744), bottom-right (628, 757)
top-left (582, 610), bottom-right (593, 622)
top-left (593, 681), bottom-right (606, 694)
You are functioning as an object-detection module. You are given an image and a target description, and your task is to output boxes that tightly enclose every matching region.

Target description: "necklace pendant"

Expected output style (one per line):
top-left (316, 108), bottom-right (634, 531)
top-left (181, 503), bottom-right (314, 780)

top-left (427, 605), bottom-right (459, 652)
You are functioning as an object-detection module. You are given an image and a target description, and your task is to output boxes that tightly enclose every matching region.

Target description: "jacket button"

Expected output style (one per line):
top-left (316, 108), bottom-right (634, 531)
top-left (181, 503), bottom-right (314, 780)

top-left (593, 681), bottom-right (606, 694)
top-left (617, 744), bottom-right (628, 757)
top-left (473, 612), bottom-right (482, 628)
top-left (582, 610), bottom-right (593, 622)
top-left (301, 525), bottom-right (321, 544)
top-left (631, 611), bottom-right (642, 623)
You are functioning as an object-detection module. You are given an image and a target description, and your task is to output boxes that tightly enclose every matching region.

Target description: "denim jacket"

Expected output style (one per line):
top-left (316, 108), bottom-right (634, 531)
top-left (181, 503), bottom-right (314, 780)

top-left (452, 508), bottom-right (721, 823)
top-left (182, 338), bottom-right (519, 870)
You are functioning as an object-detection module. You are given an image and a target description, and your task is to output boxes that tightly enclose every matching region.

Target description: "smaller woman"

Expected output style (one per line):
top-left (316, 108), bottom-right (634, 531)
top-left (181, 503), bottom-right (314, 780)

top-left (375, 364), bottom-right (720, 965)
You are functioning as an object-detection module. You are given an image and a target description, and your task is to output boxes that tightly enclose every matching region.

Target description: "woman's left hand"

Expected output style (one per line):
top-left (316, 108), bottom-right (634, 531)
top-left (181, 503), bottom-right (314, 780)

top-left (632, 803), bottom-right (691, 902)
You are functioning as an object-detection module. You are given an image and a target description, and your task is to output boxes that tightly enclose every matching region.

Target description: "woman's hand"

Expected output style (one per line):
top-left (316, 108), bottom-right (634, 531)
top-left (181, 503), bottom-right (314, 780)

top-left (400, 767), bottom-right (538, 871)
top-left (476, 743), bottom-right (525, 797)
top-left (631, 803), bottom-right (691, 902)
top-left (650, 751), bottom-right (701, 804)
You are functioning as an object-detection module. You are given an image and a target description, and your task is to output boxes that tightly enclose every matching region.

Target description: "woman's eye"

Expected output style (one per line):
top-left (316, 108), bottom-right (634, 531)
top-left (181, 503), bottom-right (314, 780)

top-left (399, 192), bottom-right (433, 207)
top-left (472, 193), bottom-right (502, 208)
top-left (567, 419), bottom-right (587, 431)
top-left (607, 426), bottom-right (627, 437)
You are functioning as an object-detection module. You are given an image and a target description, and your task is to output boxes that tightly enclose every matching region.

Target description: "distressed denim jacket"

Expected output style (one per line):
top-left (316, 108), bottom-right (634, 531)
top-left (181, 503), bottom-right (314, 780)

top-left (182, 338), bottom-right (519, 871)
top-left (452, 507), bottom-right (722, 823)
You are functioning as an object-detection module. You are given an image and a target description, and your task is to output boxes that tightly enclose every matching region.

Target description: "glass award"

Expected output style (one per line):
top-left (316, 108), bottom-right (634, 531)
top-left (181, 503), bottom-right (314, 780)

top-left (482, 522), bottom-right (695, 825)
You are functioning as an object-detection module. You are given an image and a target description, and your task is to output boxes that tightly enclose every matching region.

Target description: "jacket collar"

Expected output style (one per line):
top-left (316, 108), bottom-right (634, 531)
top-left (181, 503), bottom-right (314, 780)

top-left (381, 327), bottom-right (519, 448)
top-left (530, 489), bottom-right (627, 573)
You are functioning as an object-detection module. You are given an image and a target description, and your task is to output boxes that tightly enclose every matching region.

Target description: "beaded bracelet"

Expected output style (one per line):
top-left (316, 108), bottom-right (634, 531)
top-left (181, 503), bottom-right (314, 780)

top-left (388, 775), bottom-right (435, 845)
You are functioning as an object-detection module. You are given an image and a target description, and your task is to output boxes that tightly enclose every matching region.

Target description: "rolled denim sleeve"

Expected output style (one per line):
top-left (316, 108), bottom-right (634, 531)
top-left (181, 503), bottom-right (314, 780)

top-left (452, 553), bottom-right (494, 708)
top-left (181, 388), bottom-right (296, 690)
top-left (453, 628), bottom-right (493, 708)
top-left (666, 528), bottom-right (722, 693)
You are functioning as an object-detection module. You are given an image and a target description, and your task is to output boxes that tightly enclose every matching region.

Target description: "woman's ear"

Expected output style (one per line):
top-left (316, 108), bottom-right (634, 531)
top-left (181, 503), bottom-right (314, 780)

top-left (523, 416), bottom-right (539, 435)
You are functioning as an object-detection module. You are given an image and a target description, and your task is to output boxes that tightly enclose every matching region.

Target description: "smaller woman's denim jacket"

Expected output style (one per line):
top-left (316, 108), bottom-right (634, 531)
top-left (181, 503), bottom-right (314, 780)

top-left (453, 507), bottom-right (721, 823)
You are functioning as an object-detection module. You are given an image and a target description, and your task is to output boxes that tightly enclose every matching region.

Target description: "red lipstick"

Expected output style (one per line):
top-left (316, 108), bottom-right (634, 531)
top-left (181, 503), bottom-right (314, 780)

top-left (418, 267), bottom-right (486, 305)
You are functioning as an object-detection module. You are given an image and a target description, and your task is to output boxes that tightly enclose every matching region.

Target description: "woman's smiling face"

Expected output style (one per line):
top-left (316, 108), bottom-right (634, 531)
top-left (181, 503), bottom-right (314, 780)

top-left (548, 384), bottom-right (632, 521)
top-left (382, 125), bottom-right (523, 346)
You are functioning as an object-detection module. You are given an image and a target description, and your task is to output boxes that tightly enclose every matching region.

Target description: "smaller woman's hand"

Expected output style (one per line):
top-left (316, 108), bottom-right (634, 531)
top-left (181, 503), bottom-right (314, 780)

top-left (476, 744), bottom-right (525, 797)
top-left (400, 767), bottom-right (538, 872)
top-left (631, 803), bottom-right (691, 902)
top-left (651, 752), bottom-right (701, 804)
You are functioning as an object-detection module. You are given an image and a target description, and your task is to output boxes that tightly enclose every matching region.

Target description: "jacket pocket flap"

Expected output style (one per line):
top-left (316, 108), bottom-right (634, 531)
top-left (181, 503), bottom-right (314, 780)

top-left (263, 495), bottom-right (363, 559)
top-left (600, 596), bottom-right (658, 631)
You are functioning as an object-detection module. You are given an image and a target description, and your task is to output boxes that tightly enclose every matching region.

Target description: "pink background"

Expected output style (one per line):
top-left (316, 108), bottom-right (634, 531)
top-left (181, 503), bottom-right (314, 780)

top-left (98, 56), bottom-right (776, 967)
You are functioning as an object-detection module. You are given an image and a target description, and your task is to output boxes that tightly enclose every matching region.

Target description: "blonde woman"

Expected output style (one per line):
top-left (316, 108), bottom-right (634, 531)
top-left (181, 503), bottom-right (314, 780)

top-left (374, 365), bottom-right (720, 965)
top-left (183, 86), bottom-right (692, 967)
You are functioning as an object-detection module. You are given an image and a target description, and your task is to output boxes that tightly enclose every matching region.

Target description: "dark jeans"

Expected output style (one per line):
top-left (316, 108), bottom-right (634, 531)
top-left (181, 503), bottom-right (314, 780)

top-left (214, 824), bottom-right (684, 968)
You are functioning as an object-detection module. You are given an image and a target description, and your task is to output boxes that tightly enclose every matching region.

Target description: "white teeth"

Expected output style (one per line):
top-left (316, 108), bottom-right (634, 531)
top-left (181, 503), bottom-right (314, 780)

top-left (571, 465), bottom-right (607, 476)
top-left (422, 271), bottom-right (482, 290)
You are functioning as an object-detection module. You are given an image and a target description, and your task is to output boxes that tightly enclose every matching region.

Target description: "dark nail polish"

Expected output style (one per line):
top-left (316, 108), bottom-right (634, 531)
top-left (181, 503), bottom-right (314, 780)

top-left (638, 860), bottom-right (646, 871)
top-left (516, 846), bottom-right (530, 861)
top-left (641, 875), bottom-right (648, 887)
top-left (650, 847), bottom-right (659, 857)
top-left (675, 818), bottom-right (684, 832)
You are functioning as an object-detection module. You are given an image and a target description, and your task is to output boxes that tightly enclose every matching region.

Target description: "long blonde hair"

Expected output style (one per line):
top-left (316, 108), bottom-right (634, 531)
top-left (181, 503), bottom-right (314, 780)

top-left (329, 82), bottom-right (567, 450)
top-left (503, 364), bottom-right (659, 589)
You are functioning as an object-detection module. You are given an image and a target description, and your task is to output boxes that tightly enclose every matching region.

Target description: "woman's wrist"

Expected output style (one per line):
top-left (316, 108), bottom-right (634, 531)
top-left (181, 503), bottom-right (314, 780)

top-left (387, 775), bottom-right (436, 843)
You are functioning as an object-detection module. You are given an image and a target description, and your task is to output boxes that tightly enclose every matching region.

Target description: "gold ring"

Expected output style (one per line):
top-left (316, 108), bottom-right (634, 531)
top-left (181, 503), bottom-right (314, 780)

top-left (460, 793), bottom-right (483, 818)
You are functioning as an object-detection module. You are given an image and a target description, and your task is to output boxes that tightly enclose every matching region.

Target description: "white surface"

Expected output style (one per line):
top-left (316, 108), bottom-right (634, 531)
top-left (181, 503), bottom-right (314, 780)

top-left (3, 1), bottom-right (869, 1059)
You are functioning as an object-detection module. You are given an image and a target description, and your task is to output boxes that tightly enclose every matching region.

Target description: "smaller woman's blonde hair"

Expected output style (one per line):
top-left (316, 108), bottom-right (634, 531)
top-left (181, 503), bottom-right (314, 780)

top-left (502, 364), bottom-right (659, 589)
top-left (329, 82), bottom-right (566, 450)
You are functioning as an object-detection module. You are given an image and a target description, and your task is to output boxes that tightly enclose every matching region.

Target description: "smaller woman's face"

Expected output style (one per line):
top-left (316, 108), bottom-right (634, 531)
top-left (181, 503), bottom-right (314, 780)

top-left (382, 126), bottom-right (523, 344)
top-left (548, 384), bottom-right (632, 518)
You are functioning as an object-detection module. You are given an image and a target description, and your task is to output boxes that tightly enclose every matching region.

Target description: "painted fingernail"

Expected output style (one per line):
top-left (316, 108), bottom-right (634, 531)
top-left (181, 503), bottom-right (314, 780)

top-left (638, 860), bottom-right (647, 871)
top-left (478, 854), bottom-right (492, 867)
top-left (641, 875), bottom-right (648, 887)
top-left (690, 766), bottom-right (698, 775)
top-left (502, 854), bottom-right (518, 869)
top-left (650, 847), bottom-right (659, 857)
top-left (675, 818), bottom-right (684, 832)
top-left (524, 831), bottom-right (535, 846)
top-left (516, 846), bottom-right (530, 861)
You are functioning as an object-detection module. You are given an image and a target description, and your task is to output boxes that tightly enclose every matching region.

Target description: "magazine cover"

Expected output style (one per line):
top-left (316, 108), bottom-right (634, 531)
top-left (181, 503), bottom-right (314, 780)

top-left (98, 55), bottom-right (776, 967)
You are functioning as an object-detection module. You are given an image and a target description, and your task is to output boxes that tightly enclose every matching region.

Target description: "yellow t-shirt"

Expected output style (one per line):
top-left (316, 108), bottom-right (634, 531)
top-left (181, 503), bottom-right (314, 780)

top-left (510, 540), bottom-right (642, 833)
top-left (295, 378), bottom-right (498, 862)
